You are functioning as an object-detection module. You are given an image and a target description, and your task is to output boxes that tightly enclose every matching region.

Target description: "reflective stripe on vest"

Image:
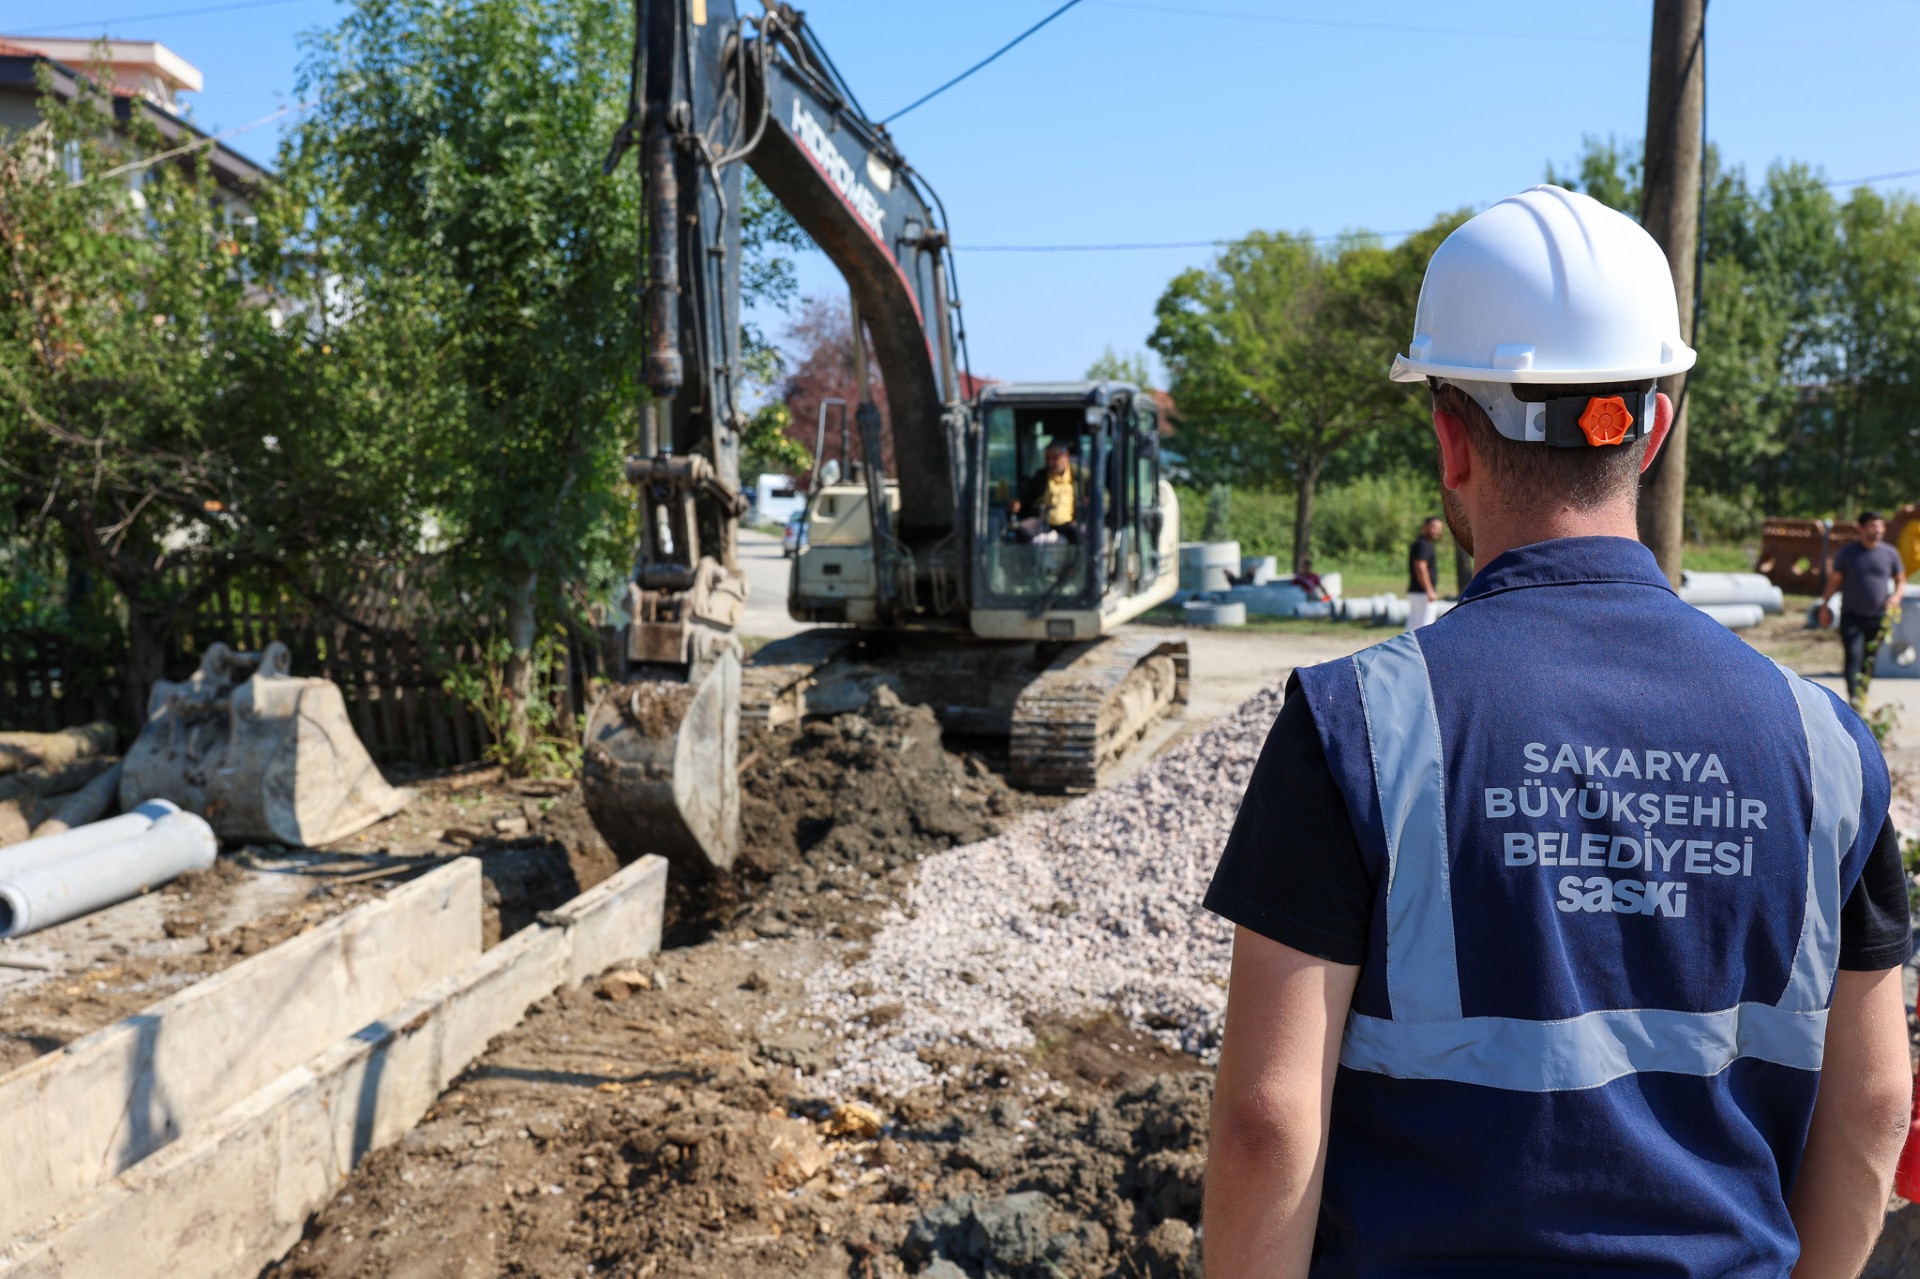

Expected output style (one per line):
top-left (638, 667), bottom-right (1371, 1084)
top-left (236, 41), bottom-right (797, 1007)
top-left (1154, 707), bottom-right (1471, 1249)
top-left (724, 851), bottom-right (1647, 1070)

top-left (1338, 634), bottom-right (1861, 1093)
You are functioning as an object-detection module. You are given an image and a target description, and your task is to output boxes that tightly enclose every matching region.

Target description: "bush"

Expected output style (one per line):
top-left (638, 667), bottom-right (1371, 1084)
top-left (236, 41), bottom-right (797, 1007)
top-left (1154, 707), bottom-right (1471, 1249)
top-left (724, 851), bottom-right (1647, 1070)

top-left (1683, 490), bottom-right (1761, 545)
top-left (1176, 473), bottom-right (1441, 564)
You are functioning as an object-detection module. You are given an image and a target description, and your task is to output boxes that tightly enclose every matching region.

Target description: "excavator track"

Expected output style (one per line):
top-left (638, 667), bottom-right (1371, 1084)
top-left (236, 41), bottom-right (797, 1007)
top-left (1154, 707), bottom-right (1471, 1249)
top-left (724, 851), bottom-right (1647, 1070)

top-left (1009, 634), bottom-right (1190, 793)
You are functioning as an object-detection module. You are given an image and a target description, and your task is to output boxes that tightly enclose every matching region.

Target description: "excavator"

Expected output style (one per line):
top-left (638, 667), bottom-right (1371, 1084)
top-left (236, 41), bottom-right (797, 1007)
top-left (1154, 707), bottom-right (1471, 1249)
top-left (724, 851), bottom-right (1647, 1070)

top-left (583, 0), bottom-right (1187, 878)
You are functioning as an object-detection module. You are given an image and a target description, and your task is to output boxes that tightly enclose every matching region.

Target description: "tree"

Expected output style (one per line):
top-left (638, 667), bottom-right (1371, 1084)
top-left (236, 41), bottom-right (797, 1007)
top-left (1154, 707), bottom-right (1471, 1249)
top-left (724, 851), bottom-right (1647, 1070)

top-left (287, 0), bottom-right (648, 768)
top-left (1086, 345), bottom-right (1153, 387)
top-left (0, 59), bottom-right (440, 720)
top-left (778, 295), bottom-right (890, 476)
top-left (1149, 226), bottom-right (1446, 571)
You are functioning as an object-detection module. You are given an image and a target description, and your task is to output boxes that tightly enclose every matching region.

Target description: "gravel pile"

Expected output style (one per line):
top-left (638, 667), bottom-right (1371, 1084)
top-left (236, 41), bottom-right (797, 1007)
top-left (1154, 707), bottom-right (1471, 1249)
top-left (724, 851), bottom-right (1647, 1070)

top-left (809, 684), bottom-right (1284, 1097)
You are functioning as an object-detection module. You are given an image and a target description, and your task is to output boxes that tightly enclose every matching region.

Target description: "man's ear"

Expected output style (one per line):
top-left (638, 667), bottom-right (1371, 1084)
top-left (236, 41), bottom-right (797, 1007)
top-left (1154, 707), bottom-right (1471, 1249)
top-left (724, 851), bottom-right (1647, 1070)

top-left (1433, 407), bottom-right (1472, 490)
top-left (1640, 392), bottom-right (1675, 474)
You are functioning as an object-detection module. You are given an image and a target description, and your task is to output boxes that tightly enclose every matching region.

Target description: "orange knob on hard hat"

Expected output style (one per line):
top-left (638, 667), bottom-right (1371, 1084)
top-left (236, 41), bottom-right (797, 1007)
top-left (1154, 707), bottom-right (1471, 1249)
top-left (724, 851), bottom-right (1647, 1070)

top-left (1577, 395), bottom-right (1634, 447)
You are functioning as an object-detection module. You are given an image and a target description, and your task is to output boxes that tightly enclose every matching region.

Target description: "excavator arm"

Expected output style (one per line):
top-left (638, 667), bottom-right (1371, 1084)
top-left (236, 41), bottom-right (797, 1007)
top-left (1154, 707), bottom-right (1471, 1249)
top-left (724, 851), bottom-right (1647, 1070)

top-left (585, 0), bottom-right (969, 874)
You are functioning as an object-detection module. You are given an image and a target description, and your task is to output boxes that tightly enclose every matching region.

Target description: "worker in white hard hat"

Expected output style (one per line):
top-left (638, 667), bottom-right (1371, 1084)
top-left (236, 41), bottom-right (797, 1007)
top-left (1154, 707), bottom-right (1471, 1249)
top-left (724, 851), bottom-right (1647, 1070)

top-left (1204, 186), bottom-right (1909, 1277)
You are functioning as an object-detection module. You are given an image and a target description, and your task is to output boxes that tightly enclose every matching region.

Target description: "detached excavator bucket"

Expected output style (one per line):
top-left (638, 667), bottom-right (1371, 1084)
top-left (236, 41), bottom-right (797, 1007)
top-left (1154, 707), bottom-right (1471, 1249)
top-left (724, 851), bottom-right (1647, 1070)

top-left (581, 652), bottom-right (740, 878)
top-left (120, 642), bottom-right (414, 847)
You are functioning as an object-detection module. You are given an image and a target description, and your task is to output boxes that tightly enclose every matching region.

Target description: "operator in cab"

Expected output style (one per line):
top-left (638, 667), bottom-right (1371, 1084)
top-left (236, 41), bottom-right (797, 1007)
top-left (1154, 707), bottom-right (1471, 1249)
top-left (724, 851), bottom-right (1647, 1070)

top-left (1010, 442), bottom-right (1081, 545)
top-left (1203, 186), bottom-right (1912, 1277)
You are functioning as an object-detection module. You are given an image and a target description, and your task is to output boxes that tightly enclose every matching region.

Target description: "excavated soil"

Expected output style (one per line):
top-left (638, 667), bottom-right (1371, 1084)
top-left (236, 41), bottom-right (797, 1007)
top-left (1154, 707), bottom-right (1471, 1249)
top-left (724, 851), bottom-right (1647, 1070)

top-left (273, 689), bottom-right (1209, 1279)
top-left (270, 939), bottom-right (1209, 1279)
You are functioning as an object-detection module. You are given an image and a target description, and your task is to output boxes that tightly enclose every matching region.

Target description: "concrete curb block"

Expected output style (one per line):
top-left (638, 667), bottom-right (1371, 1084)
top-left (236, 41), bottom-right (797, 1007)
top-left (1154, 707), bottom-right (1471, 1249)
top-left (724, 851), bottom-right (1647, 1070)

top-left (0, 858), bottom-right (483, 1245)
top-left (4, 854), bottom-right (668, 1279)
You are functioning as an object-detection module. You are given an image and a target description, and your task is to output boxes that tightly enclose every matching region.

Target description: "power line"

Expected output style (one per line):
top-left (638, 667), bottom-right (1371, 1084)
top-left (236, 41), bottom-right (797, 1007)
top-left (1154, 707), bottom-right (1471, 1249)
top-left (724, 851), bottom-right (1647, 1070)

top-left (1086, 1), bottom-right (1636, 46)
top-left (881, 0), bottom-right (1087, 124)
top-left (82, 99), bottom-right (304, 182)
top-left (1087, 0), bottom-right (1920, 52)
top-left (952, 166), bottom-right (1920, 253)
top-left (13, 0), bottom-right (312, 35)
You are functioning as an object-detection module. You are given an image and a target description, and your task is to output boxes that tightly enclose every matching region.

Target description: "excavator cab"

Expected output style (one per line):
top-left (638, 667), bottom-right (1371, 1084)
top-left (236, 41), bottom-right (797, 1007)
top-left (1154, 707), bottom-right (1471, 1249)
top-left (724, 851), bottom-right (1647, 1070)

top-left (972, 382), bottom-right (1178, 641)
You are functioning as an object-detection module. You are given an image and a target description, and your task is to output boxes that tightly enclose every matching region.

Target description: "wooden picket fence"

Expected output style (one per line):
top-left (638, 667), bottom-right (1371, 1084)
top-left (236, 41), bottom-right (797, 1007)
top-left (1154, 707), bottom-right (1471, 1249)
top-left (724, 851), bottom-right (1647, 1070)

top-left (0, 563), bottom-right (612, 769)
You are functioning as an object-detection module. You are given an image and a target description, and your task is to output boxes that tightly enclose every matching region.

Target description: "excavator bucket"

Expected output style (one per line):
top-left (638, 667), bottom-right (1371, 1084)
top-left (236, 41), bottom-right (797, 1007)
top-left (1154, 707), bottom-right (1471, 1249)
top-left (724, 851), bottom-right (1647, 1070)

top-left (581, 653), bottom-right (740, 878)
top-left (120, 642), bottom-right (414, 847)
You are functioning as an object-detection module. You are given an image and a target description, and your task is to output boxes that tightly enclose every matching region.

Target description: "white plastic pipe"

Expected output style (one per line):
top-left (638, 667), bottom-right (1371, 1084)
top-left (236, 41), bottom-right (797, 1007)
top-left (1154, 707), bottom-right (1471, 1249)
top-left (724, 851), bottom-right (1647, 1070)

top-left (1695, 603), bottom-right (1765, 630)
top-left (0, 811), bottom-right (216, 939)
top-left (1678, 574), bottom-right (1785, 613)
top-left (0, 800), bottom-right (179, 879)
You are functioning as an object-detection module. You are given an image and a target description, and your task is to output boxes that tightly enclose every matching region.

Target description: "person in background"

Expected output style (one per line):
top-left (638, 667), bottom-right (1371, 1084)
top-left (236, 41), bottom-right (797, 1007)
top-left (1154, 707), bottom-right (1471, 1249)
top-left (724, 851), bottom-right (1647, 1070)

top-left (1292, 557), bottom-right (1330, 602)
top-left (1822, 511), bottom-right (1907, 711)
top-left (1010, 442), bottom-right (1080, 545)
top-left (1406, 516), bottom-right (1442, 630)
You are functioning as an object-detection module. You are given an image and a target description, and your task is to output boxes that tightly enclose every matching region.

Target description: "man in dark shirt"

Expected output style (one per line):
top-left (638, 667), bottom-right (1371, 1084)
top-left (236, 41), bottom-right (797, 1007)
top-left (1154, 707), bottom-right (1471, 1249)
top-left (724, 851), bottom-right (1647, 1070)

top-left (1822, 511), bottom-right (1908, 710)
top-left (1405, 517), bottom-right (1442, 630)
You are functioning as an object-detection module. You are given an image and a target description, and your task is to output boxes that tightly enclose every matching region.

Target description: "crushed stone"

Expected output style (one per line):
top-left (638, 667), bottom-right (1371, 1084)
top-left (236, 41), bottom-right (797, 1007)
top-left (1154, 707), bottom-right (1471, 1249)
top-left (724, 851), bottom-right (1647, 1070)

top-left (810, 684), bottom-right (1283, 1097)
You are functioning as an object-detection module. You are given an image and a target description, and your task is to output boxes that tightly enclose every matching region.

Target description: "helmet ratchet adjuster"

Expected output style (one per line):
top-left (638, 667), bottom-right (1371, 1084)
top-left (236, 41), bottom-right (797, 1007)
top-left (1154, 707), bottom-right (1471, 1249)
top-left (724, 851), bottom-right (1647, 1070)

top-left (1536, 390), bottom-right (1651, 449)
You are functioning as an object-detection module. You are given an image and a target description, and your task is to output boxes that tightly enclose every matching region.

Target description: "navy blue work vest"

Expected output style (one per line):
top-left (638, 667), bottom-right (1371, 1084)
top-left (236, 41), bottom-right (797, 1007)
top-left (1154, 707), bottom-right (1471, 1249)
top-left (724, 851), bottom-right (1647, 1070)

top-left (1292, 537), bottom-right (1888, 1278)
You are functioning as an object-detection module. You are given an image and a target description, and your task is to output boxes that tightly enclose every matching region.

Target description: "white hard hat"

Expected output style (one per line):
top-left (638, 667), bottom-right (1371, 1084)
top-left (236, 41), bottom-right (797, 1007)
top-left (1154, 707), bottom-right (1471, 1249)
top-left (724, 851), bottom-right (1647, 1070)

top-left (1390, 185), bottom-right (1696, 387)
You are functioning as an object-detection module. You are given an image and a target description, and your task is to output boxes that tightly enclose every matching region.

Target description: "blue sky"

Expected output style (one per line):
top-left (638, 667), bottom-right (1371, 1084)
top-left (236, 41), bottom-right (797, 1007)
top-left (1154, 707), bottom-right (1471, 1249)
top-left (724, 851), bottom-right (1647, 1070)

top-left (9, 0), bottom-right (1919, 383)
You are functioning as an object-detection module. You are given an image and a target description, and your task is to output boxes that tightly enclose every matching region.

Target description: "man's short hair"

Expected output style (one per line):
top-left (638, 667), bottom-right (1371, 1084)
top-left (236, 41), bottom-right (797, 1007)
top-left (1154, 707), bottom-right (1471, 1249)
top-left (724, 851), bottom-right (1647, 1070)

top-left (1432, 382), bottom-right (1648, 512)
top-left (1859, 510), bottom-right (1885, 525)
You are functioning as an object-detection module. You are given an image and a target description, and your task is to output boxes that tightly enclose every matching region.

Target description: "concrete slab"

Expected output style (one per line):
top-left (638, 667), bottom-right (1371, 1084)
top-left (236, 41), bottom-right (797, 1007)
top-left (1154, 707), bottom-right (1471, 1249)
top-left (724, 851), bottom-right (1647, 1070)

top-left (4, 854), bottom-right (668, 1279)
top-left (0, 859), bottom-right (482, 1245)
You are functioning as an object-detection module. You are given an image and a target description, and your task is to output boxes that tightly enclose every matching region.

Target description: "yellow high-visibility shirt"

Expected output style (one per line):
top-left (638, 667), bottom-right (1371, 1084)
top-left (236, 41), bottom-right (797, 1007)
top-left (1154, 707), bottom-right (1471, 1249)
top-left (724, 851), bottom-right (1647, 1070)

top-left (1045, 471), bottom-right (1075, 527)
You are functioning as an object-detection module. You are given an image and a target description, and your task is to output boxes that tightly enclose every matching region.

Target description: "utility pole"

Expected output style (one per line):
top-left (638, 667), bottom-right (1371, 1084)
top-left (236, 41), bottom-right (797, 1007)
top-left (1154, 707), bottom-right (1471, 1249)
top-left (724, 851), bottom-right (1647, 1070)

top-left (1637, 0), bottom-right (1706, 585)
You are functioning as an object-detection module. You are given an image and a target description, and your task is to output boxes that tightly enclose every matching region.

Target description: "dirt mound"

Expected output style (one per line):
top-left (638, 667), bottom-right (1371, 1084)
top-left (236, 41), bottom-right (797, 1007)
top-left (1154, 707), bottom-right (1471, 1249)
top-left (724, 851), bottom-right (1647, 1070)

top-left (643, 687), bottom-right (1035, 946)
top-left (740, 686), bottom-right (1021, 873)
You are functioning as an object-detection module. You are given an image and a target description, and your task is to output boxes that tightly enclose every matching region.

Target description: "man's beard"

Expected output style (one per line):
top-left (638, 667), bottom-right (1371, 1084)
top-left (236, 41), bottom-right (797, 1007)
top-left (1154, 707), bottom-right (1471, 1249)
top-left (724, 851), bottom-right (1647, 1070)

top-left (1441, 485), bottom-right (1473, 559)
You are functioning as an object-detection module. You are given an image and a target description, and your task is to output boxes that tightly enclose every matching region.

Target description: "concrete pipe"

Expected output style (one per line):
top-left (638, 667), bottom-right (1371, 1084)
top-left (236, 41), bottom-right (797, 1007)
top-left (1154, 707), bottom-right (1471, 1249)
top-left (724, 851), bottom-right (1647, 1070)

top-left (1178, 541), bottom-right (1241, 568)
top-left (0, 800), bottom-right (180, 880)
top-left (1695, 603), bottom-right (1765, 631)
top-left (1369, 598), bottom-right (1412, 627)
top-left (1229, 583), bottom-right (1309, 618)
top-left (1293, 601), bottom-right (1335, 620)
top-left (1183, 599), bottom-right (1247, 627)
top-left (1179, 565), bottom-right (1233, 593)
top-left (1240, 555), bottom-right (1278, 585)
top-left (0, 811), bottom-right (216, 939)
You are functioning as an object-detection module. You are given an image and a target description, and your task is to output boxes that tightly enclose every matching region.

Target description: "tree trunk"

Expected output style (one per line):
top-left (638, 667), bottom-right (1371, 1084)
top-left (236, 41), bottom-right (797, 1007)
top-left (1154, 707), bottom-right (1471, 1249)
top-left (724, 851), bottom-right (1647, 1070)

top-left (501, 567), bottom-right (540, 773)
top-left (1291, 460), bottom-right (1322, 575)
top-left (123, 597), bottom-right (170, 729)
top-left (1636, 0), bottom-right (1706, 585)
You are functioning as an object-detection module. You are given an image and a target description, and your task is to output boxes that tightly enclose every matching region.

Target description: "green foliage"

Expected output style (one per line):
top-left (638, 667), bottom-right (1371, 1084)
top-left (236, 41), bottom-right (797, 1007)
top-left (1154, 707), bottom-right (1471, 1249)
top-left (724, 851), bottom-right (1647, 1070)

top-left (0, 56), bottom-right (441, 711)
top-left (287, 0), bottom-right (642, 617)
top-left (1086, 344), bottom-right (1153, 387)
top-left (1176, 472), bottom-right (1443, 563)
top-left (441, 629), bottom-right (582, 778)
top-left (1150, 219), bottom-right (1462, 570)
top-left (1200, 483), bottom-right (1231, 541)
top-left (742, 401), bottom-right (811, 478)
top-left (1553, 138), bottom-right (1920, 520)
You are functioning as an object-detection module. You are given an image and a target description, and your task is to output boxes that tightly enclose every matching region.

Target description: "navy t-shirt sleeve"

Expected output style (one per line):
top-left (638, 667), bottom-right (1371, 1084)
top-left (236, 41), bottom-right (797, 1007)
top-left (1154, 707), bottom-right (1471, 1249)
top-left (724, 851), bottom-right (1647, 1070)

top-left (1204, 673), bottom-right (1374, 965)
top-left (1839, 817), bottom-right (1910, 970)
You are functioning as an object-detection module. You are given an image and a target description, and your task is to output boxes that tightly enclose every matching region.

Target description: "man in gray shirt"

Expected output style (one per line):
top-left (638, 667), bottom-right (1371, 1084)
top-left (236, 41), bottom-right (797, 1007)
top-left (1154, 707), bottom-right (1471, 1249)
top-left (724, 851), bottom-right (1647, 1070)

top-left (1822, 510), bottom-right (1908, 709)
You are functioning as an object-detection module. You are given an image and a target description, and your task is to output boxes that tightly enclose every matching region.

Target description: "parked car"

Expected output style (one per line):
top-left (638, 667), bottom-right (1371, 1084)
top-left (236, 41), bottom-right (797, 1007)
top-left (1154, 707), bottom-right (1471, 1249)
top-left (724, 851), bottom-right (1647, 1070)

top-left (782, 511), bottom-right (809, 558)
